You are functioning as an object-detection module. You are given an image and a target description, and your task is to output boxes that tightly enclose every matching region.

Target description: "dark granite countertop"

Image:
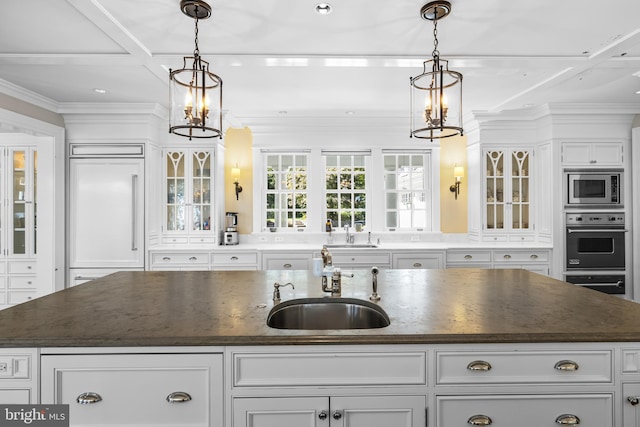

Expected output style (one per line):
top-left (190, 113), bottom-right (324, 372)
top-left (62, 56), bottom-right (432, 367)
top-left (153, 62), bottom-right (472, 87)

top-left (1, 269), bottom-right (639, 347)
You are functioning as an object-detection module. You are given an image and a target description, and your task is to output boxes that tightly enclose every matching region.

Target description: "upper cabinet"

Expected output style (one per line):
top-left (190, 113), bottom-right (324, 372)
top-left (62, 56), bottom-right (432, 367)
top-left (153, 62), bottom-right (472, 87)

top-left (163, 149), bottom-right (215, 245)
top-left (561, 142), bottom-right (624, 167)
top-left (483, 148), bottom-right (533, 241)
top-left (5, 147), bottom-right (37, 258)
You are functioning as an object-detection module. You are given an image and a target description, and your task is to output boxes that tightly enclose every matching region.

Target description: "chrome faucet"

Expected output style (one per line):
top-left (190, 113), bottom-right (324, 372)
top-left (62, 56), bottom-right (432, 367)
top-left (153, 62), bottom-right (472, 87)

top-left (369, 266), bottom-right (380, 301)
top-left (272, 282), bottom-right (294, 304)
top-left (320, 246), bottom-right (353, 296)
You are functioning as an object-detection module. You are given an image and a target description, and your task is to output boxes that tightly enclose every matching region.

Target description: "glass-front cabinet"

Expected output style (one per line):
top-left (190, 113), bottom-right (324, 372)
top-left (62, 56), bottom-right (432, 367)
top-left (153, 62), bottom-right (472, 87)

top-left (484, 148), bottom-right (532, 239)
top-left (164, 149), bottom-right (214, 244)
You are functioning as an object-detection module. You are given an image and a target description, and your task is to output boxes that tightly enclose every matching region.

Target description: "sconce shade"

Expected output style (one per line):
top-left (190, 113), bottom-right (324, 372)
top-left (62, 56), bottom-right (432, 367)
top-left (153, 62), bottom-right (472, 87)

top-left (454, 166), bottom-right (464, 179)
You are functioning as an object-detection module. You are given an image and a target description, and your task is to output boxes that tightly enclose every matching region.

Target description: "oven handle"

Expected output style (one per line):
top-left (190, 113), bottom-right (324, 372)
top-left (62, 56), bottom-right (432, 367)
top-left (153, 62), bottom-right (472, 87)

top-left (567, 228), bottom-right (628, 234)
top-left (575, 281), bottom-right (624, 288)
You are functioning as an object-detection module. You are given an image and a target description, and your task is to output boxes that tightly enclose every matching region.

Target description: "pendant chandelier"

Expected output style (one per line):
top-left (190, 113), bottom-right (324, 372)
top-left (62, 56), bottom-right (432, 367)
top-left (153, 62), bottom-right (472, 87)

top-left (169, 0), bottom-right (223, 140)
top-left (410, 1), bottom-right (463, 141)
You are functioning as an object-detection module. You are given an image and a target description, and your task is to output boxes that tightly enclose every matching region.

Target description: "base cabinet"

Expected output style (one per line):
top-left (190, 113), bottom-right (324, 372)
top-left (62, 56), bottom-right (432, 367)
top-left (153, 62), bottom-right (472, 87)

top-left (233, 395), bottom-right (426, 427)
top-left (438, 394), bottom-right (612, 427)
top-left (40, 353), bottom-right (223, 427)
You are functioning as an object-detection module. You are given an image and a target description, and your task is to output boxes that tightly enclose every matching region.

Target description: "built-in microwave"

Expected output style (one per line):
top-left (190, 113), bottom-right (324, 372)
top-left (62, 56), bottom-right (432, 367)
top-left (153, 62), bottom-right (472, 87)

top-left (566, 170), bottom-right (622, 207)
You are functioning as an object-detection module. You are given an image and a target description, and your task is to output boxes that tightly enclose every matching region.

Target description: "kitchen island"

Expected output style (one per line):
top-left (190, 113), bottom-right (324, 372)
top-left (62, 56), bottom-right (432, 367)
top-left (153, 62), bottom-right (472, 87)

top-left (2, 269), bottom-right (640, 426)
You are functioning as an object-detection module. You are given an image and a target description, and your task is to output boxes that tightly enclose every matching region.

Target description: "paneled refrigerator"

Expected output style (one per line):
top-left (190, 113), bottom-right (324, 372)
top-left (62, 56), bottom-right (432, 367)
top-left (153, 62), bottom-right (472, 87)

top-left (69, 150), bottom-right (144, 286)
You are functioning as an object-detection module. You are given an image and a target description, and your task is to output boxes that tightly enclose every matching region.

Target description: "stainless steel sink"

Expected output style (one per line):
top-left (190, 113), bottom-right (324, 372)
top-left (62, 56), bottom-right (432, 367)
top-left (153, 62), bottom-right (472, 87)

top-left (267, 298), bottom-right (390, 330)
top-left (323, 244), bottom-right (378, 249)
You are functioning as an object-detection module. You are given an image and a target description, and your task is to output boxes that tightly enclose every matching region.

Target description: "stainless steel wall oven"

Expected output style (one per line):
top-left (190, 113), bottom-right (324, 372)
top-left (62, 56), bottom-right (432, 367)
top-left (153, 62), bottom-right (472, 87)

top-left (565, 212), bottom-right (627, 294)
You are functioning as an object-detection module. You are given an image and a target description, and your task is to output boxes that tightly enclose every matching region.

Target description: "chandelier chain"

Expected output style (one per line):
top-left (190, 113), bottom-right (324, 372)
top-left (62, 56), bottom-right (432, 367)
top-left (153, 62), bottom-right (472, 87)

top-left (193, 14), bottom-right (200, 57)
top-left (432, 18), bottom-right (440, 59)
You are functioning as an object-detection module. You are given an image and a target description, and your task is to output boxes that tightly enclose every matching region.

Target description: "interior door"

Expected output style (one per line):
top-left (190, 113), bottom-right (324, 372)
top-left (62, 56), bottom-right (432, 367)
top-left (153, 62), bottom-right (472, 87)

top-left (69, 158), bottom-right (144, 268)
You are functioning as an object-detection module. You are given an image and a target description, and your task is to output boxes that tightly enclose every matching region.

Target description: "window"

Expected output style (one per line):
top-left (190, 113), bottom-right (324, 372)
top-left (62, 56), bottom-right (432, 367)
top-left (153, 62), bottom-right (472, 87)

top-left (264, 153), bottom-right (308, 230)
top-left (324, 153), bottom-right (368, 230)
top-left (383, 152), bottom-right (430, 230)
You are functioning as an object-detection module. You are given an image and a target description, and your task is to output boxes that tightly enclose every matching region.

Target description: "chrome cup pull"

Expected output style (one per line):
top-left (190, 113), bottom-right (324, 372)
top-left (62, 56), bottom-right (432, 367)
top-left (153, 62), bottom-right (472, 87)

top-left (76, 392), bottom-right (102, 404)
top-left (467, 360), bottom-right (492, 371)
top-left (166, 391), bottom-right (192, 403)
top-left (468, 414), bottom-right (492, 425)
top-left (554, 360), bottom-right (579, 371)
top-left (555, 414), bottom-right (580, 425)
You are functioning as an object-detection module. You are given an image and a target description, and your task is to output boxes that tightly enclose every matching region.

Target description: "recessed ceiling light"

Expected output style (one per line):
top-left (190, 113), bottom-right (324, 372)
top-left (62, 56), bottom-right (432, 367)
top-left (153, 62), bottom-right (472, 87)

top-left (93, 88), bottom-right (107, 94)
top-left (315, 3), bottom-right (332, 15)
top-left (345, 111), bottom-right (355, 115)
top-left (278, 110), bottom-right (288, 114)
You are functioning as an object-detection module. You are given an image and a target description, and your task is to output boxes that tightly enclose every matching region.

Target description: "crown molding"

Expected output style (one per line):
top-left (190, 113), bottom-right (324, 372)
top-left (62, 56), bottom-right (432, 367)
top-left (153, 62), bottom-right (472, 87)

top-left (0, 78), bottom-right (60, 113)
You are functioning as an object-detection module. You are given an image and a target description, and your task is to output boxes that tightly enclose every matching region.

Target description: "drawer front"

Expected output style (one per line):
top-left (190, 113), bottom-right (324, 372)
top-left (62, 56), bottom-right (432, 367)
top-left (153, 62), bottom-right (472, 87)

top-left (447, 251), bottom-right (492, 264)
top-left (7, 291), bottom-right (36, 305)
top-left (331, 253), bottom-right (391, 266)
top-left (8, 276), bottom-right (36, 289)
top-left (437, 351), bottom-right (612, 384)
top-left (41, 354), bottom-right (222, 426)
top-left (493, 250), bottom-right (549, 263)
top-left (212, 252), bottom-right (258, 265)
top-left (189, 236), bottom-right (216, 245)
top-left (233, 351), bottom-right (426, 387)
top-left (437, 394), bottom-right (612, 427)
top-left (0, 389), bottom-right (31, 404)
top-left (161, 236), bottom-right (189, 245)
top-left (8, 261), bottom-right (36, 274)
top-left (394, 256), bottom-right (442, 269)
top-left (151, 252), bottom-right (209, 265)
top-left (263, 258), bottom-right (311, 270)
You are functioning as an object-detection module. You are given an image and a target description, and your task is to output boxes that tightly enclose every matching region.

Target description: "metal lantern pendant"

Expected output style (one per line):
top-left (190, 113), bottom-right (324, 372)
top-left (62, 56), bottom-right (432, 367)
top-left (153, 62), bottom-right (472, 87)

top-left (169, 0), bottom-right (223, 140)
top-left (410, 1), bottom-right (463, 141)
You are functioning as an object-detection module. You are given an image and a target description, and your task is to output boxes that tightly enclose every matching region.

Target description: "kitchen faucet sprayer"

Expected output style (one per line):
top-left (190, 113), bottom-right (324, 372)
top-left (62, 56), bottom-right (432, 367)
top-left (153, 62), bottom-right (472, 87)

top-left (369, 266), bottom-right (380, 301)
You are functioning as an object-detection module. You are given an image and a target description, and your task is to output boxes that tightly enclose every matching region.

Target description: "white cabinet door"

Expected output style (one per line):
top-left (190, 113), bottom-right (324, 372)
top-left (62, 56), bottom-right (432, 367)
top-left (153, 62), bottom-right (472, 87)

top-left (233, 397), bottom-right (327, 427)
top-left (562, 142), bottom-right (624, 166)
top-left (624, 383), bottom-right (640, 427)
top-left (233, 396), bottom-right (425, 427)
top-left (69, 159), bottom-right (144, 268)
top-left (331, 395), bottom-right (425, 427)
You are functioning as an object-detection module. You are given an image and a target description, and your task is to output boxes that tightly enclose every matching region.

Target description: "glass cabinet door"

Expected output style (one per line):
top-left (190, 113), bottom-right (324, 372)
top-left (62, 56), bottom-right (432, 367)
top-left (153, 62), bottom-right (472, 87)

top-left (485, 150), bottom-right (504, 230)
top-left (164, 149), bottom-right (213, 235)
top-left (166, 151), bottom-right (186, 231)
top-left (510, 150), bottom-right (530, 230)
top-left (9, 148), bottom-right (37, 256)
top-left (191, 151), bottom-right (211, 231)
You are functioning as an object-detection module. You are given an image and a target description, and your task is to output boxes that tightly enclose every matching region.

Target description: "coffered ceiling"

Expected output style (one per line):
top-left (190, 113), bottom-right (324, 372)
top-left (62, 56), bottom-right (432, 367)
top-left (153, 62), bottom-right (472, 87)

top-left (1, 0), bottom-right (640, 132)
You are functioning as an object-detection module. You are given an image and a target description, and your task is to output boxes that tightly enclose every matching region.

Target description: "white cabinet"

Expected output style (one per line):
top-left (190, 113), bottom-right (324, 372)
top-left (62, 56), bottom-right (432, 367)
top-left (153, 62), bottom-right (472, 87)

top-left (163, 149), bottom-right (215, 244)
top-left (0, 348), bottom-right (36, 403)
top-left (562, 142), bottom-right (624, 166)
top-left (392, 251), bottom-right (444, 269)
top-left (149, 250), bottom-right (210, 271)
top-left (446, 249), bottom-right (492, 268)
top-left (233, 395), bottom-right (425, 427)
top-left (483, 148), bottom-right (533, 241)
top-left (212, 251), bottom-right (259, 270)
top-left (0, 145), bottom-right (37, 308)
top-left (446, 248), bottom-right (551, 275)
top-left (262, 251), bottom-right (313, 270)
top-left (328, 251), bottom-right (391, 269)
top-left (41, 352), bottom-right (223, 427)
top-left (69, 152), bottom-right (145, 270)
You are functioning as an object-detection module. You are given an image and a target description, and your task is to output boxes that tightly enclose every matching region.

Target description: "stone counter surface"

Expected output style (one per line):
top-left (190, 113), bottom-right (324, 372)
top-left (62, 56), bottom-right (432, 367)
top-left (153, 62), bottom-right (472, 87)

top-left (0, 269), bottom-right (638, 347)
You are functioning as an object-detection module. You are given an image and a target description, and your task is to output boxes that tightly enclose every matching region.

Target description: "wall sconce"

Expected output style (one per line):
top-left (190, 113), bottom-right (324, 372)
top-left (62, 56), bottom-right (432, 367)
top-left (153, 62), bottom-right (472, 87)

top-left (232, 165), bottom-right (243, 200)
top-left (450, 166), bottom-right (464, 200)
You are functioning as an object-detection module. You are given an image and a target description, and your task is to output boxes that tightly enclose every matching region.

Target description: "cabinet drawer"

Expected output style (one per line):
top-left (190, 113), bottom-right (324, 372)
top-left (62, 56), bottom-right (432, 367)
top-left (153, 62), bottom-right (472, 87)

top-left (493, 250), bottom-right (549, 263)
top-left (393, 255), bottom-right (443, 269)
top-left (7, 291), bottom-right (36, 305)
top-left (41, 354), bottom-right (222, 427)
top-left (0, 389), bottom-right (31, 403)
top-left (447, 251), bottom-right (492, 264)
top-left (437, 394), bottom-right (612, 427)
top-left (436, 350), bottom-right (612, 384)
top-left (232, 351), bottom-right (426, 387)
top-left (8, 276), bottom-right (36, 289)
top-left (263, 257), bottom-right (311, 270)
top-left (161, 236), bottom-right (189, 245)
top-left (212, 252), bottom-right (258, 265)
top-left (151, 252), bottom-right (209, 265)
top-left (8, 261), bottom-right (36, 274)
top-left (189, 236), bottom-right (216, 245)
top-left (331, 252), bottom-right (391, 266)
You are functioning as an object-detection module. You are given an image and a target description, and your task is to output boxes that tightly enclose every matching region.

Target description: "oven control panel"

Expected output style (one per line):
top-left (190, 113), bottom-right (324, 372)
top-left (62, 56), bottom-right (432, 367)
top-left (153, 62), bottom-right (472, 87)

top-left (566, 212), bottom-right (625, 226)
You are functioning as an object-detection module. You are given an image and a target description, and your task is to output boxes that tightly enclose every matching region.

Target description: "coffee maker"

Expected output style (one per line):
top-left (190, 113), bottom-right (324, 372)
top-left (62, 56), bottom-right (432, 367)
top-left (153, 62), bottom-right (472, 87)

top-left (223, 212), bottom-right (239, 245)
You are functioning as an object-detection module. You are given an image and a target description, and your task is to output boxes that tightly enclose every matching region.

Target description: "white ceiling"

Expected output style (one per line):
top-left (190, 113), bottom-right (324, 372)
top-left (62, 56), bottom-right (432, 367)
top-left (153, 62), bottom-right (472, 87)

top-left (1, 0), bottom-right (640, 132)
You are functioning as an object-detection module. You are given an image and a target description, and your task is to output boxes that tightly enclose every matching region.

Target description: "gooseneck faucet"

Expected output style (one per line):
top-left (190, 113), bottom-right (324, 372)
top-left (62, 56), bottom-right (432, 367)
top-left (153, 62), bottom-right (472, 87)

top-left (272, 282), bottom-right (294, 304)
top-left (320, 246), bottom-right (353, 296)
